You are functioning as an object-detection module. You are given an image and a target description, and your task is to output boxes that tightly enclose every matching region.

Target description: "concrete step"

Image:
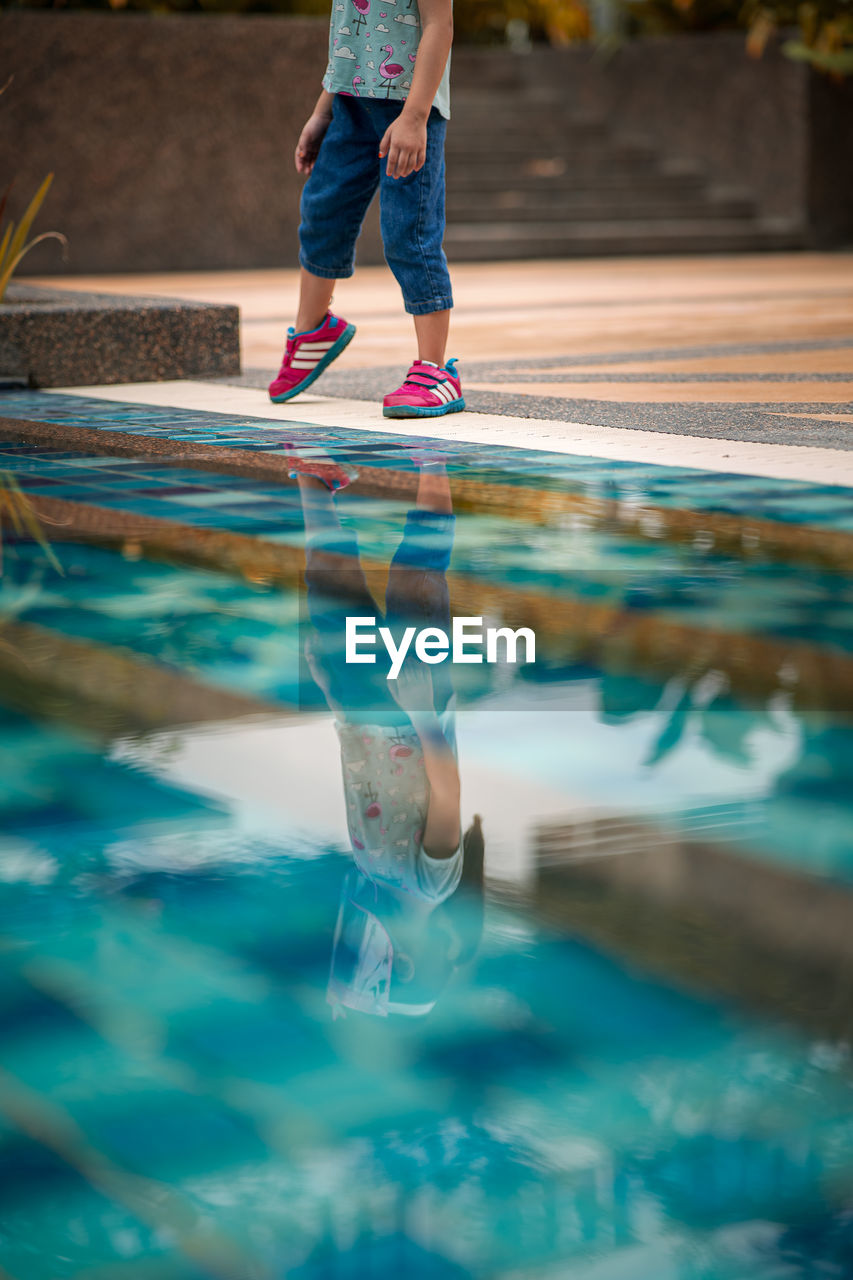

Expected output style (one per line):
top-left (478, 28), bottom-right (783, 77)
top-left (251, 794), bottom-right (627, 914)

top-left (447, 120), bottom-right (639, 141)
top-left (444, 217), bottom-right (805, 260)
top-left (446, 121), bottom-right (611, 146)
top-left (446, 146), bottom-right (662, 173)
top-left (450, 96), bottom-right (604, 120)
top-left (446, 194), bottom-right (757, 222)
top-left (443, 82), bottom-right (789, 260)
top-left (448, 167), bottom-right (709, 194)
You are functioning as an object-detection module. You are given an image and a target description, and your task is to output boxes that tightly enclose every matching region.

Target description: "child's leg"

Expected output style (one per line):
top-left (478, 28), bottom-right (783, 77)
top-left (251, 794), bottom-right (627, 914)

top-left (385, 467), bottom-right (456, 717)
top-left (269, 96), bottom-right (380, 402)
top-left (412, 465), bottom-right (453, 517)
top-left (413, 310), bottom-right (451, 369)
top-left (385, 469), bottom-right (454, 630)
top-left (372, 106), bottom-right (464, 416)
top-left (376, 106), bottom-right (453, 329)
top-left (298, 96), bottom-right (380, 293)
top-left (299, 475), bottom-right (360, 561)
top-left (299, 476), bottom-right (398, 721)
top-left (296, 269), bottom-right (338, 335)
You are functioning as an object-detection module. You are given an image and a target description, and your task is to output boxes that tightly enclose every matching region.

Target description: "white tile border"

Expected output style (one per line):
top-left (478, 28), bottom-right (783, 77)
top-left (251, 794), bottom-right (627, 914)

top-left (48, 380), bottom-right (853, 488)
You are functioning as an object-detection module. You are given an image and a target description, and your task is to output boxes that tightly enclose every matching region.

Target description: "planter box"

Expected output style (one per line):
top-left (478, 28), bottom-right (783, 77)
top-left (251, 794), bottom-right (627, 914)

top-left (0, 284), bottom-right (241, 388)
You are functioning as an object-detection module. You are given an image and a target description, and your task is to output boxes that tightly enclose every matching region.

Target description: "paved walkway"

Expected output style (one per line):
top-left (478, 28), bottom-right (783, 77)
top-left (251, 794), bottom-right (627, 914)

top-left (32, 252), bottom-right (853, 477)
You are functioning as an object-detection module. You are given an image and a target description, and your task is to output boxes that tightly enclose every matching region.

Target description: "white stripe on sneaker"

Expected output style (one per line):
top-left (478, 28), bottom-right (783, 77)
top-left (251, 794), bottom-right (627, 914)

top-left (298, 341), bottom-right (335, 352)
top-left (433, 382), bottom-right (455, 404)
top-left (291, 357), bottom-right (324, 368)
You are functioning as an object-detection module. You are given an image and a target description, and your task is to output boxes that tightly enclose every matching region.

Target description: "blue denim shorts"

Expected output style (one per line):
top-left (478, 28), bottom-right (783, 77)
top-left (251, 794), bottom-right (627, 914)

top-left (305, 509), bottom-right (456, 724)
top-left (298, 94), bottom-right (453, 317)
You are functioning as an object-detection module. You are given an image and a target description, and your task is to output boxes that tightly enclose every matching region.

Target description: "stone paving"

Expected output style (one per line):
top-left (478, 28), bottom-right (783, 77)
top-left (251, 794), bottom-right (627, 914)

top-left (31, 254), bottom-right (853, 467)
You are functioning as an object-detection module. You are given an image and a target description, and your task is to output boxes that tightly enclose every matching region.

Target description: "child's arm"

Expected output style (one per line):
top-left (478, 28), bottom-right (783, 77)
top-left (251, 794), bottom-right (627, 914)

top-left (296, 89), bottom-right (335, 175)
top-left (389, 665), bottom-right (461, 859)
top-left (378, 0), bottom-right (453, 180)
top-left (411, 715), bottom-right (462, 859)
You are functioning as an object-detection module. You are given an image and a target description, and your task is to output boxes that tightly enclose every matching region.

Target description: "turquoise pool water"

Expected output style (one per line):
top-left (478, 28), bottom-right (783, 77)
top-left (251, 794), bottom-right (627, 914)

top-left (1, 393), bottom-right (853, 1280)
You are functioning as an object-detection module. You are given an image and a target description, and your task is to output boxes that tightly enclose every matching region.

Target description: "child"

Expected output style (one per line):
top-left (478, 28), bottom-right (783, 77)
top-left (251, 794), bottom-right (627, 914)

top-left (268, 0), bottom-right (463, 419)
top-left (291, 450), bottom-right (483, 1016)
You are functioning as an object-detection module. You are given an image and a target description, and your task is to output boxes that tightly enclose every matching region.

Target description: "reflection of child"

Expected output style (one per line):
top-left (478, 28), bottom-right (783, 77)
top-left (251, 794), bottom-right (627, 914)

top-left (294, 456), bottom-right (483, 1016)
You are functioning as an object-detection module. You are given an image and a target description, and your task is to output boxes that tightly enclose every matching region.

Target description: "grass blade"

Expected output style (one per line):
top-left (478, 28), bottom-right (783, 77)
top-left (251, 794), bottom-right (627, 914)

top-left (0, 221), bottom-right (12, 276)
top-left (0, 473), bottom-right (63, 577)
top-left (0, 230), bottom-right (68, 302)
top-left (4, 173), bottom-right (54, 277)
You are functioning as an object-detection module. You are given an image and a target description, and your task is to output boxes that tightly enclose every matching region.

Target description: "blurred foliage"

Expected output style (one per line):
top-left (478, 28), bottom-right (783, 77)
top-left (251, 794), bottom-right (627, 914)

top-left (0, 472), bottom-right (62, 577)
top-left (1, 0), bottom-right (850, 71)
top-left (0, 78), bottom-right (67, 303)
top-left (615, 0), bottom-right (853, 75)
top-left (452, 0), bottom-right (592, 44)
top-left (0, 172), bottom-right (67, 302)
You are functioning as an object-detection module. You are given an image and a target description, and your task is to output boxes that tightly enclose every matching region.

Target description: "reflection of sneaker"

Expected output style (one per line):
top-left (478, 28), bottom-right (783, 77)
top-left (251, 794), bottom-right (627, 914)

top-left (269, 312), bottom-right (356, 403)
top-left (408, 448), bottom-right (453, 469)
top-left (285, 447), bottom-right (359, 492)
top-left (383, 358), bottom-right (465, 419)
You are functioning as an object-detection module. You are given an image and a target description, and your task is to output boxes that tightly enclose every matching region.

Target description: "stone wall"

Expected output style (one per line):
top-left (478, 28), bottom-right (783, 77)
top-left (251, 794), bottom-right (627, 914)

top-left (453, 34), bottom-right (853, 246)
top-left (2, 13), bottom-right (850, 276)
top-left (0, 11), bottom-right (384, 274)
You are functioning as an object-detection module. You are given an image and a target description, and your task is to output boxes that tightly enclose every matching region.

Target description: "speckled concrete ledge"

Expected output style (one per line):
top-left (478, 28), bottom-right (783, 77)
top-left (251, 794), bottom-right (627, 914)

top-left (0, 284), bottom-right (240, 387)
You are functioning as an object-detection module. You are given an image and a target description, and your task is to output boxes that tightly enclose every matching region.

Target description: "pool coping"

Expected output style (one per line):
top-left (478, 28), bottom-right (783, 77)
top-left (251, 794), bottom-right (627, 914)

top-left (44, 380), bottom-right (853, 489)
top-left (5, 413), bottom-right (853, 573)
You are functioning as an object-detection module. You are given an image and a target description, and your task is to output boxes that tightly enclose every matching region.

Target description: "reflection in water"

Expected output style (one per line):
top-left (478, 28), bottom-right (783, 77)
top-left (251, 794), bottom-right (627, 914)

top-left (1, 425), bottom-right (853, 1278)
top-left (294, 451), bottom-right (484, 1018)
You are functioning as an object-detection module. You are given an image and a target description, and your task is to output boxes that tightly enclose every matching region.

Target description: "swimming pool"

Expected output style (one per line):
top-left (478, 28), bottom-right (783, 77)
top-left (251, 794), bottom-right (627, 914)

top-left (1, 392), bottom-right (852, 1279)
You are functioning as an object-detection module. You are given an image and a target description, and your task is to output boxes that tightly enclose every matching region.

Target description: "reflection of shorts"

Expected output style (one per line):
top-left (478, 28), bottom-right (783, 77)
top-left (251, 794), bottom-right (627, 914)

top-left (306, 510), bottom-right (456, 725)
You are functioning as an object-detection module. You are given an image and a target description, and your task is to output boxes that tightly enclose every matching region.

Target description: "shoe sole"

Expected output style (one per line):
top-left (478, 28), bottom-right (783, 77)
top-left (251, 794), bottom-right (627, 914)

top-left (269, 323), bottom-right (357, 403)
top-left (383, 397), bottom-right (466, 419)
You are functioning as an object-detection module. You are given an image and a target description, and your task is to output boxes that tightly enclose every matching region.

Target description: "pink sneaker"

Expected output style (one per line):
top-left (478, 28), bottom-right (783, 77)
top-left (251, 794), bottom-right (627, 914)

top-left (383, 358), bottom-right (465, 419)
top-left (284, 445), bottom-right (359, 492)
top-left (269, 312), bottom-right (356, 403)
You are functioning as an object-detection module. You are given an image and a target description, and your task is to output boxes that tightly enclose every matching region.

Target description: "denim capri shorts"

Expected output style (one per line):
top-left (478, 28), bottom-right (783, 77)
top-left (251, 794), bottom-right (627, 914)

top-left (298, 94), bottom-right (453, 317)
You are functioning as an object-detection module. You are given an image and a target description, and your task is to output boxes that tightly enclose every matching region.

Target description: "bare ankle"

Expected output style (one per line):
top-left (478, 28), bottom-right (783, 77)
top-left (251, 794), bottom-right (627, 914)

top-left (294, 310), bottom-right (328, 334)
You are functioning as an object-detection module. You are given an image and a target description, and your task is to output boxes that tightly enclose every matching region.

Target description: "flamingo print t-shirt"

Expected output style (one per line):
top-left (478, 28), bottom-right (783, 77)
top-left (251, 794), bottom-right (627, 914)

top-left (336, 719), bottom-right (462, 904)
top-left (322, 0), bottom-right (451, 119)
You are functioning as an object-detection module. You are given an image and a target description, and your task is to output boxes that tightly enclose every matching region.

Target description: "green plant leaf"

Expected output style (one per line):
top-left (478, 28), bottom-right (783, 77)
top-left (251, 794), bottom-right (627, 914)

top-left (3, 173), bottom-right (54, 280)
top-left (783, 38), bottom-right (853, 71)
top-left (0, 472), bottom-right (63, 577)
top-left (0, 221), bottom-right (12, 277)
top-left (0, 230), bottom-right (68, 303)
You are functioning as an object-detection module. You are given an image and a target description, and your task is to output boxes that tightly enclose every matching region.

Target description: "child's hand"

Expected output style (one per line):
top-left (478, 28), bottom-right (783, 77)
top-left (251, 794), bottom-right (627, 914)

top-left (389, 661), bottom-right (435, 716)
top-left (295, 113), bottom-right (331, 176)
top-left (379, 112), bottom-right (428, 180)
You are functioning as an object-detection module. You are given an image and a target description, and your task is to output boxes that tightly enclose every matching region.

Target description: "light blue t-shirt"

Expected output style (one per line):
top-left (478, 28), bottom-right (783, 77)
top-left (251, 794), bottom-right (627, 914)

top-left (336, 719), bottom-right (462, 903)
top-left (322, 0), bottom-right (451, 120)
